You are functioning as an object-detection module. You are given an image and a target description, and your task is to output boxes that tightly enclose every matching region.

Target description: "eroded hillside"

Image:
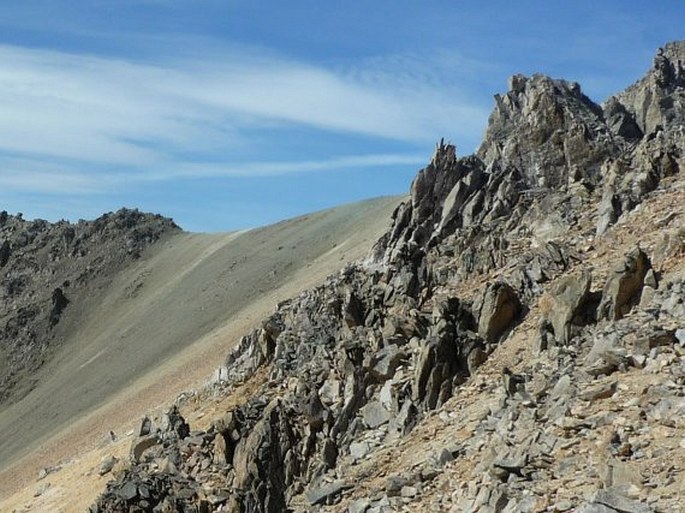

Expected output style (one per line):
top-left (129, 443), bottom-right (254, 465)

top-left (1, 41), bottom-right (681, 513)
top-left (0, 196), bottom-right (403, 512)
top-left (81, 41), bottom-right (685, 513)
top-left (0, 208), bottom-right (179, 405)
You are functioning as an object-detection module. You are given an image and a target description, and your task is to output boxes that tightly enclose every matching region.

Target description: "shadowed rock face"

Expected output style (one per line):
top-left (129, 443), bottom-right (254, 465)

top-left (90, 43), bottom-right (685, 513)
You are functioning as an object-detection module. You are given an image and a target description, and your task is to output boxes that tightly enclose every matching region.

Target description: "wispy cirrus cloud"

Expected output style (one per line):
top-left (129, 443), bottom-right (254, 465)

top-left (0, 152), bottom-right (428, 194)
top-left (0, 42), bottom-right (486, 208)
top-left (0, 43), bottom-right (488, 177)
top-left (0, 158), bottom-right (107, 194)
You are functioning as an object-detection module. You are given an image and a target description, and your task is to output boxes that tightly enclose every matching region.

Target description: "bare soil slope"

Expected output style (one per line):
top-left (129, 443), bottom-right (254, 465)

top-left (0, 196), bottom-right (401, 498)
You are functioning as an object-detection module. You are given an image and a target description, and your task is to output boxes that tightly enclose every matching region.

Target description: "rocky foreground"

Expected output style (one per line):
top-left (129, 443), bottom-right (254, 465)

top-left (90, 42), bottom-right (684, 512)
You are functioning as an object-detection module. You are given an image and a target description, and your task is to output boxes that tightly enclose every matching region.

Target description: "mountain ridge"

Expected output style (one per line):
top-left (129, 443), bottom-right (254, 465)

top-left (0, 196), bottom-right (402, 488)
top-left (2, 41), bottom-right (684, 513)
top-left (0, 208), bottom-right (180, 406)
top-left (85, 41), bottom-right (685, 513)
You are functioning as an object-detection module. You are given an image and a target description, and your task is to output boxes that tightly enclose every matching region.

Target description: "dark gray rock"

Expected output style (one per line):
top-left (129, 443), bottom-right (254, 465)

top-left (589, 489), bottom-right (652, 513)
top-left (232, 400), bottom-right (297, 513)
top-left (306, 480), bottom-right (351, 506)
top-left (138, 416), bottom-right (152, 437)
top-left (478, 282), bottom-right (521, 344)
top-left (361, 400), bottom-right (392, 429)
top-left (116, 481), bottom-right (138, 501)
top-left (160, 405), bottom-right (189, 440)
top-left (130, 435), bottom-right (160, 463)
top-left (546, 270), bottom-right (594, 344)
top-left (598, 248), bottom-right (651, 321)
top-left (369, 344), bottom-right (404, 381)
top-left (48, 287), bottom-right (69, 327)
top-left (385, 476), bottom-right (410, 496)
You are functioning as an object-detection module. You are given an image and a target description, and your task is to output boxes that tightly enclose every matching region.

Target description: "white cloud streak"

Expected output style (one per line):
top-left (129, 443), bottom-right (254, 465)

top-left (0, 152), bottom-right (428, 194)
top-left (0, 43), bottom-right (489, 193)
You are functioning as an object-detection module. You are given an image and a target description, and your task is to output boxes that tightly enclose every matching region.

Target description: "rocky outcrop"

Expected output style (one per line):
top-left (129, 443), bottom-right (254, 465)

top-left (0, 208), bottom-right (179, 404)
top-left (614, 41), bottom-right (685, 136)
top-left (594, 41), bottom-right (685, 236)
top-left (544, 270), bottom-right (594, 345)
top-left (477, 281), bottom-right (521, 344)
top-left (598, 248), bottom-right (651, 321)
top-left (92, 253), bottom-right (492, 512)
top-left (478, 74), bottom-right (622, 190)
top-left (91, 42), bottom-right (685, 513)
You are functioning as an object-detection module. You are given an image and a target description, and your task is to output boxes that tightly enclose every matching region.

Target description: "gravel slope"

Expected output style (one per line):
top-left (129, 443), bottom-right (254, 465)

top-left (0, 196), bottom-right (401, 497)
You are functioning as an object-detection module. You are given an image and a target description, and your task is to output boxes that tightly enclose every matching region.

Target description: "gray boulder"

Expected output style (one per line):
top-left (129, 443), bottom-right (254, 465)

top-left (598, 248), bottom-right (650, 321)
top-left (478, 282), bottom-right (521, 344)
top-left (545, 269), bottom-right (593, 344)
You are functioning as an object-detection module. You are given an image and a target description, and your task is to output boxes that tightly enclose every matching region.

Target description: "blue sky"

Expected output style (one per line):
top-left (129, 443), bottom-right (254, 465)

top-left (0, 1), bottom-right (682, 231)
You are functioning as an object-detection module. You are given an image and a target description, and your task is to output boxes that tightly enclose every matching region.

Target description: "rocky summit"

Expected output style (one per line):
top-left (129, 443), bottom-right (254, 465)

top-left (87, 42), bottom-right (685, 512)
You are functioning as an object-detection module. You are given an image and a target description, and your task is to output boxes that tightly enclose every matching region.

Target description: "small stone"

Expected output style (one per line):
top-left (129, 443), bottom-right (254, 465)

top-left (306, 480), bottom-right (351, 506)
top-left (400, 486), bottom-right (418, 498)
top-left (138, 416), bottom-right (152, 436)
top-left (207, 492), bottom-right (230, 505)
top-left (348, 498), bottom-right (371, 513)
top-left (379, 381), bottom-right (394, 411)
top-left (361, 401), bottom-right (392, 429)
top-left (138, 484), bottom-right (150, 499)
top-left (117, 481), bottom-right (138, 501)
top-left (580, 381), bottom-right (617, 402)
top-left (350, 441), bottom-right (370, 460)
top-left (385, 476), bottom-right (409, 496)
top-left (631, 354), bottom-right (647, 368)
top-left (37, 466), bottom-right (60, 481)
top-left (675, 328), bottom-right (685, 346)
top-left (643, 269), bottom-right (658, 288)
top-left (550, 375), bottom-right (573, 400)
top-left (34, 482), bottom-right (50, 497)
top-left (436, 448), bottom-right (454, 467)
top-left (591, 489), bottom-right (651, 513)
top-left (554, 500), bottom-right (574, 512)
top-left (213, 433), bottom-right (229, 465)
top-left (370, 344), bottom-right (403, 380)
top-left (98, 456), bottom-right (118, 476)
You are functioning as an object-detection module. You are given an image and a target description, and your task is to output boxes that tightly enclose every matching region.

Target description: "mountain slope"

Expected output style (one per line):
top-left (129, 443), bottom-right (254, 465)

top-left (0, 196), bottom-right (402, 488)
top-left (81, 41), bottom-right (685, 513)
top-left (0, 208), bottom-right (180, 406)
